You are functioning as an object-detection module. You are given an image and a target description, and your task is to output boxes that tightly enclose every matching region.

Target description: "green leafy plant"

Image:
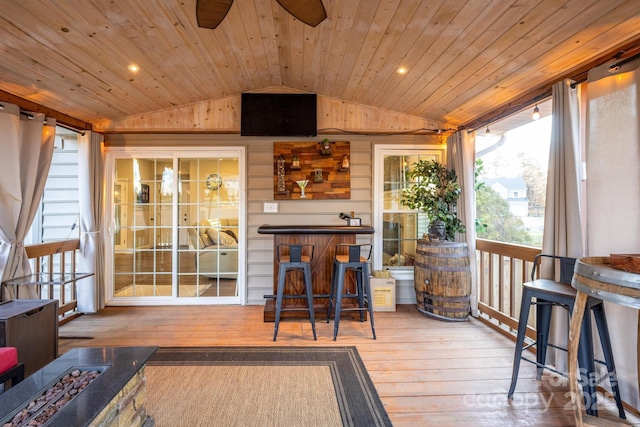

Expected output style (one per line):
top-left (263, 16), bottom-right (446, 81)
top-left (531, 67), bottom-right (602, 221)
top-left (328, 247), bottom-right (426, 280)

top-left (401, 159), bottom-right (465, 240)
top-left (474, 159), bottom-right (488, 233)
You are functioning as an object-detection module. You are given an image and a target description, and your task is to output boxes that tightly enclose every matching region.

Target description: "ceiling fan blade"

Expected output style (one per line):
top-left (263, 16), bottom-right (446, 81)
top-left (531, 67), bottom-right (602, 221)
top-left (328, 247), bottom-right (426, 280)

top-left (275, 0), bottom-right (327, 27)
top-left (196, 0), bottom-right (234, 29)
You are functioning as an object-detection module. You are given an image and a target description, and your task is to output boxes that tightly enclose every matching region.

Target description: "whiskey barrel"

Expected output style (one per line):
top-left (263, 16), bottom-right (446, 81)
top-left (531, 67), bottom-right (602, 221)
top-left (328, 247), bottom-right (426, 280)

top-left (414, 240), bottom-right (471, 321)
top-left (573, 256), bottom-right (640, 308)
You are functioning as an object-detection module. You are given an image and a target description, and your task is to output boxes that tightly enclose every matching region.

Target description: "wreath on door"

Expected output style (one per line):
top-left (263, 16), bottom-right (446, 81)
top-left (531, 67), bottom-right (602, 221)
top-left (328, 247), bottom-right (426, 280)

top-left (205, 173), bottom-right (223, 190)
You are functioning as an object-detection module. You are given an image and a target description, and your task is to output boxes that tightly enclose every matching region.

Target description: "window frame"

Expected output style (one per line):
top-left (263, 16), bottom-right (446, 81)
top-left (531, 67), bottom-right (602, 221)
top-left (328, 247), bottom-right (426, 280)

top-left (373, 144), bottom-right (445, 280)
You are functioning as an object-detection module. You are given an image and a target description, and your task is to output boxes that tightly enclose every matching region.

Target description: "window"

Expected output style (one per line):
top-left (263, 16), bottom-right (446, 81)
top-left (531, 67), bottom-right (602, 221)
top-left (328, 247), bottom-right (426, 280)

top-left (373, 145), bottom-right (444, 276)
top-left (475, 100), bottom-right (552, 247)
top-left (29, 126), bottom-right (80, 245)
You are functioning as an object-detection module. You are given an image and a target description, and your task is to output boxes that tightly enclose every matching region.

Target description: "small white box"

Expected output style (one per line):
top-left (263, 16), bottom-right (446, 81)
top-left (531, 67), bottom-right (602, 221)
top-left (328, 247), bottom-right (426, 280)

top-left (370, 278), bottom-right (396, 312)
top-left (263, 202), bottom-right (278, 213)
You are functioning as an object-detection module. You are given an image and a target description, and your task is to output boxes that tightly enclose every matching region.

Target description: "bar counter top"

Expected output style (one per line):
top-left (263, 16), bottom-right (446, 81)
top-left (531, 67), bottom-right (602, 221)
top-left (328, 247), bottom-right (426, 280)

top-left (257, 224), bottom-right (375, 234)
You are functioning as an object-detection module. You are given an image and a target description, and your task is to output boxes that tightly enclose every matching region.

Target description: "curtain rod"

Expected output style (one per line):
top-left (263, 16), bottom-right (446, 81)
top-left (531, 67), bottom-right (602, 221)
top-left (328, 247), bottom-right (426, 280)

top-left (466, 92), bottom-right (552, 133)
top-left (606, 50), bottom-right (640, 73)
top-left (0, 103), bottom-right (86, 136)
top-left (570, 50), bottom-right (640, 88)
top-left (57, 122), bottom-right (86, 136)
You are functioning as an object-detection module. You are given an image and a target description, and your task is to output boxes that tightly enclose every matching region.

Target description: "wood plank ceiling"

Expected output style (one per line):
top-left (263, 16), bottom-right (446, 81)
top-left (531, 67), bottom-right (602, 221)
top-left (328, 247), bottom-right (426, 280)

top-left (1, 0), bottom-right (640, 130)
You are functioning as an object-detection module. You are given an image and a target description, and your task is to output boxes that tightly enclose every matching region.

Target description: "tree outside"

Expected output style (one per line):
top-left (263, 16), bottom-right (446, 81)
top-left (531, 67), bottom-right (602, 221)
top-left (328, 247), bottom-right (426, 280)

top-left (475, 108), bottom-right (552, 248)
top-left (520, 154), bottom-right (546, 216)
top-left (475, 184), bottom-right (535, 245)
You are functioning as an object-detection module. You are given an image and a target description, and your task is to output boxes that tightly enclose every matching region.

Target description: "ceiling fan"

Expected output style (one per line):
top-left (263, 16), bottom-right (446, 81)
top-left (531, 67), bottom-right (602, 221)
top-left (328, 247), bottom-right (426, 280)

top-left (196, 0), bottom-right (327, 29)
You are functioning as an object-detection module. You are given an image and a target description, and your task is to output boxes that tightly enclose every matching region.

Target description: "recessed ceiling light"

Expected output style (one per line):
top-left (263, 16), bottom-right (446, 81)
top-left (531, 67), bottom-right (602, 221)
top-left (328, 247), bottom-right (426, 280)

top-left (128, 64), bottom-right (140, 73)
top-left (397, 67), bottom-right (408, 75)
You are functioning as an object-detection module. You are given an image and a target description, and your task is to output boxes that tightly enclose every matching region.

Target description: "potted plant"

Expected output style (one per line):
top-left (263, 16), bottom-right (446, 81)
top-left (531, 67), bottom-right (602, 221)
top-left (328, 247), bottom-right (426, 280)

top-left (401, 159), bottom-right (465, 241)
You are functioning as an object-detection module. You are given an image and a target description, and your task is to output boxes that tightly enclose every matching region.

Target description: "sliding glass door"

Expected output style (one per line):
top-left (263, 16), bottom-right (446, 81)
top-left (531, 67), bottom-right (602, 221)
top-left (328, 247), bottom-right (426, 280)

top-left (107, 148), bottom-right (245, 305)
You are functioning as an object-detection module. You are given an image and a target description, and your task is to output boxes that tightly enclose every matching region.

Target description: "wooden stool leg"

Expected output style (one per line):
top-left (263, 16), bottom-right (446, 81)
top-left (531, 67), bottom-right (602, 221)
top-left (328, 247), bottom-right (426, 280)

top-left (568, 290), bottom-right (588, 427)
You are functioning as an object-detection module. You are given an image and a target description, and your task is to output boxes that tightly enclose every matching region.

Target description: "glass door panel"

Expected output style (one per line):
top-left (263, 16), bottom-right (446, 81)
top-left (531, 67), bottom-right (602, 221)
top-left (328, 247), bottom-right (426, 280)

top-left (113, 158), bottom-right (170, 297)
top-left (110, 151), bottom-right (243, 304)
top-left (177, 157), bottom-right (239, 298)
top-left (155, 159), bottom-right (174, 248)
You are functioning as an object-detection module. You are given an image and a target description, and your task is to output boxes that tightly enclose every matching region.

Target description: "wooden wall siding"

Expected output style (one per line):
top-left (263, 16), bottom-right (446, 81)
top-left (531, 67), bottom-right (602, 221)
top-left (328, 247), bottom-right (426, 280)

top-left (273, 141), bottom-right (350, 200)
top-left (93, 93), bottom-right (452, 134)
top-left (104, 133), bottom-right (441, 305)
top-left (247, 136), bottom-right (374, 305)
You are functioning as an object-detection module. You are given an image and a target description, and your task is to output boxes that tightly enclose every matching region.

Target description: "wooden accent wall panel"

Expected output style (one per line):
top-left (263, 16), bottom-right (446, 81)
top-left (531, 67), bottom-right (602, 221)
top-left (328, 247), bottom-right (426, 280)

top-left (94, 92), bottom-right (451, 133)
top-left (273, 141), bottom-right (350, 200)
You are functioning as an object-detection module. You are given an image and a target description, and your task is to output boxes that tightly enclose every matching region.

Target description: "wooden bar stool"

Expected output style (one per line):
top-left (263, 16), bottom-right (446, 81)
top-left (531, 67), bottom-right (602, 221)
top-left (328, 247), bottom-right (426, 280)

top-left (272, 244), bottom-right (317, 341)
top-left (508, 254), bottom-right (625, 419)
top-left (326, 243), bottom-right (375, 340)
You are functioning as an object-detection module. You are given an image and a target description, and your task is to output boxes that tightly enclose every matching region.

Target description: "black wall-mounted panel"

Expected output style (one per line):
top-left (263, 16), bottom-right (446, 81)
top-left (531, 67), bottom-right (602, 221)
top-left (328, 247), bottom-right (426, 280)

top-left (241, 93), bottom-right (317, 136)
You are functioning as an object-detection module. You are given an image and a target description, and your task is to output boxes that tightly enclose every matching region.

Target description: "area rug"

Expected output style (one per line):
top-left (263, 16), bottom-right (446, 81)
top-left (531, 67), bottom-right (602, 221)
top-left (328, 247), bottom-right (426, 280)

top-left (145, 346), bottom-right (392, 427)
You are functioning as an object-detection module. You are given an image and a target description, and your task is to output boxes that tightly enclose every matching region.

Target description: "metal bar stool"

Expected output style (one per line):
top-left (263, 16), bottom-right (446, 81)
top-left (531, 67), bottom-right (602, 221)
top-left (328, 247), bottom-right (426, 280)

top-left (326, 243), bottom-right (376, 340)
top-left (508, 254), bottom-right (625, 419)
top-left (272, 244), bottom-right (317, 341)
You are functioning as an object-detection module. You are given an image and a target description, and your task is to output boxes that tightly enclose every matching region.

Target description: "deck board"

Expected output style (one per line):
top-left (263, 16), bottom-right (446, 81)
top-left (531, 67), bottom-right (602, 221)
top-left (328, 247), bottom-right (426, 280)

top-left (58, 304), bottom-right (638, 426)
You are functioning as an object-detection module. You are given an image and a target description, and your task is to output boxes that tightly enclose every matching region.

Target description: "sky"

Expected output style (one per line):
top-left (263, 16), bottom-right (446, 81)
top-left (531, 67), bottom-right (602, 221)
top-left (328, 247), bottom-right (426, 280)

top-left (476, 115), bottom-right (552, 178)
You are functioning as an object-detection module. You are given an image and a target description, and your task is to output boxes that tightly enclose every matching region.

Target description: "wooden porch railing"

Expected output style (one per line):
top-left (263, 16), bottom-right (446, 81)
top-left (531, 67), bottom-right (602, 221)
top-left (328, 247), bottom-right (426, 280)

top-left (19, 237), bottom-right (538, 333)
top-left (475, 238), bottom-right (541, 341)
top-left (24, 239), bottom-right (83, 325)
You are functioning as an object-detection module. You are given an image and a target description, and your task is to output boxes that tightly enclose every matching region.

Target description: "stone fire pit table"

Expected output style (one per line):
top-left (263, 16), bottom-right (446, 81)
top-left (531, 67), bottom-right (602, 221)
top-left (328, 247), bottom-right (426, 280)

top-left (0, 346), bottom-right (158, 427)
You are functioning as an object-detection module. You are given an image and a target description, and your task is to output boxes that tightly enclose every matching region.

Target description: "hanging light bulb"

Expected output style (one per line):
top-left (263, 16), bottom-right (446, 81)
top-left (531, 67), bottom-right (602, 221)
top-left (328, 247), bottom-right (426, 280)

top-left (485, 126), bottom-right (490, 134)
top-left (532, 104), bottom-right (540, 121)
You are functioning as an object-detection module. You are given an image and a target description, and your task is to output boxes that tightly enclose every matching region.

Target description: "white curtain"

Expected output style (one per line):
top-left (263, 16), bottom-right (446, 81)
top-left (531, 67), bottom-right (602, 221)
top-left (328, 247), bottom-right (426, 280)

top-left (542, 79), bottom-right (584, 260)
top-left (541, 79), bottom-right (583, 372)
top-left (447, 130), bottom-right (478, 316)
top-left (585, 60), bottom-right (640, 409)
top-left (0, 103), bottom-right (56, 299)
top-left (77, 131), bottom-right (105, 312)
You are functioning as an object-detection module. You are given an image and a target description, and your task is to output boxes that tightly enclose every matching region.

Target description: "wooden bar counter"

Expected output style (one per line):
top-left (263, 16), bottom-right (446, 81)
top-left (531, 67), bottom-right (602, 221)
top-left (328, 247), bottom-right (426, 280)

top-left (257, 225), bottom-right (375, 322)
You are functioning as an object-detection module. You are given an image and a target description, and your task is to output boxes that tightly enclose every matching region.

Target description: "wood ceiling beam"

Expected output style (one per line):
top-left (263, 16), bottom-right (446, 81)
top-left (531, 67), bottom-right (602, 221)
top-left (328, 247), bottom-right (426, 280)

top-left (460, 37), bottom-right (640, 132)
top-left (0, 90), bottom-right (92, 131)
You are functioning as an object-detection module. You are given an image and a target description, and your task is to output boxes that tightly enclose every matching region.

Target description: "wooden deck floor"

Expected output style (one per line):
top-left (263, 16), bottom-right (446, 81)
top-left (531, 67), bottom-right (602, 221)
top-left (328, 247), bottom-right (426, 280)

top-left (58, 304), bottom-right (638, 426)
